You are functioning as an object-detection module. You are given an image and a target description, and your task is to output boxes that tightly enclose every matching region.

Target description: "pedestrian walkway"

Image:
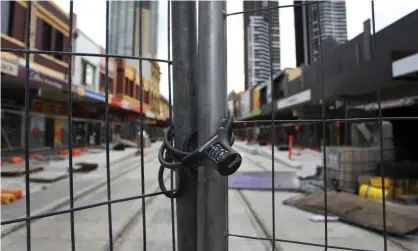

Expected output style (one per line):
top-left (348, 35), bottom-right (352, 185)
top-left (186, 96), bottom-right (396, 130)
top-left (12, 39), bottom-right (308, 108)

top-left (1, 155), bottom-right (168, 251)
top-left (232, 141), bottom-right (416, 251)
top-left (235, 141), bottom-right (320, 178)
top-left (1, 143), bottom-right (161, 236)
top-left (114, 189), bottom-right (269, 251)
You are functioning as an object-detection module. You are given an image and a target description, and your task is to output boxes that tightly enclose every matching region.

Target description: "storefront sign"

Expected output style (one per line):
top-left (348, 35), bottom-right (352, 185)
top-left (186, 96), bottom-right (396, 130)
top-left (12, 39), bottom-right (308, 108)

top-left (77, 87), bottom-right (85, 97)
top-left (84, 90), bottom-right (106, 102)
top-left (146, 111), bottom-right (156, 119)
top-left (239, 91), bottom-right (251, 119)
top-left (54, 118), bottom-right (68, 147)
top-left (110, 97), bottom-right (123, 108)
top-left (249, 108), bottom-right (261, 117)
top-left (29, 70), bottom-right (65, 89)
top-left (277, 89), bottom-right (311, 110)
top-left (18, 65), bottom-right (71, 90)
top-left (121, 101), bottom-right (131, 110)
top-left (32, 99), bottom-right (68, 115)
top-left (1, 59), bottom-right (19, 76)
top-left (131, 104), bottom-right (142, 113)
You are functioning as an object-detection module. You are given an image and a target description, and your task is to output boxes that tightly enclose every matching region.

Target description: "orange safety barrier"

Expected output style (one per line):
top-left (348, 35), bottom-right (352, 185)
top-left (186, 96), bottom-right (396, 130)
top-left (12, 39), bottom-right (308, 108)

top-left (1, 193), bottom-right (16, 204)
top-left (59, 150), bottom-right (69, 155)
top-left (80, 147), bottom-right (89, 153)
top-left (31, 153), bottom-right (43, 160)
top-left (72, 149), bottom-right (81, 156)
top-left (8, 156), bottom-right (23, 164)
top-left (0, 189), bottom-right (23, 199)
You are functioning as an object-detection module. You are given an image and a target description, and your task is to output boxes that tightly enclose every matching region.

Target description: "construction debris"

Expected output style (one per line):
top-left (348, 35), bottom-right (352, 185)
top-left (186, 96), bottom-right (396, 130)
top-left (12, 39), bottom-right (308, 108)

top-left (1, 165), bottom-right (44, 177)
top-left (29, 171), bottom-right (68, 183)
top-left (283, 191), bottom-right (418, 236)
top-left (70, 162), bottom-right (99, 173)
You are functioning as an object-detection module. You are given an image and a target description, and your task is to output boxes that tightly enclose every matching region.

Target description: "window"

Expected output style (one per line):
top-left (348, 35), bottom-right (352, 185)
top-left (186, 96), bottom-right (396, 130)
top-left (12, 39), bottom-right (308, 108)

top-left (42, 21), bottom-right (52, 51)
top-left (1, 1), bottom-right (12, 35)
top-left (99, 73), bottom-right (105, 92)
top-left (54, 31), bottom-right (64, 60)
top-left (82, 60), bottom-right (95, 87)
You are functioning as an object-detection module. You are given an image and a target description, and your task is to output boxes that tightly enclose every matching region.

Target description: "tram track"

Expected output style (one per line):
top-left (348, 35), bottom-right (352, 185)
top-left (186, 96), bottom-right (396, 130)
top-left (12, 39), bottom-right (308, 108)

top-left (1, 147), bottom-right (160, 238)
top-left (236, 144), bottom-right (416, 251)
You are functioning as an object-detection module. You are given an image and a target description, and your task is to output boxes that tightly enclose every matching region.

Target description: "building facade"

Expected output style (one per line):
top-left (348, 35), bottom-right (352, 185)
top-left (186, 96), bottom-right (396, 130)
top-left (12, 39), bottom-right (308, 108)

top-left (294, 0), bottom-right (348, 66)
top-left (1, 1), bottom-right (78, 150)
top-left (108, 0), bottom-right (161, 117)
top-left (74, 29), bottom-right (101, 93)
top-left (244, 0), bottom-right (280, 90)
top-left (108, 1), bottom-right (159, 80)
top-left (1, 1), bottom-right (170, 153)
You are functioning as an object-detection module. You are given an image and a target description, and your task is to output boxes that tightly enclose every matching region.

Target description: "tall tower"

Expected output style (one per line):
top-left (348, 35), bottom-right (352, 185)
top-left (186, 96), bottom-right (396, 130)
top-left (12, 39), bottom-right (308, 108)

top-left (243, 1), bottom-right (280, 90)
top-left (294, 0), bottom-right (348, 66)
top-left (109, 1), bottom-right (159, 79)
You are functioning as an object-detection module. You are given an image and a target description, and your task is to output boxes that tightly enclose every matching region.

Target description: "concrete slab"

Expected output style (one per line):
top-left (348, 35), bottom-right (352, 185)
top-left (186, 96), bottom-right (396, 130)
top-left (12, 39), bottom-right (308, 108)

top-left (235, 148), bottom-right (417, 250)
top-left (28, 170), bottom-right (68, 183)
top-left (1, 143), bottom-right (161, 234)
top-left (240, 190), bottom-right (411, 251)
top-left (1, 153), bottom-right (168, 251)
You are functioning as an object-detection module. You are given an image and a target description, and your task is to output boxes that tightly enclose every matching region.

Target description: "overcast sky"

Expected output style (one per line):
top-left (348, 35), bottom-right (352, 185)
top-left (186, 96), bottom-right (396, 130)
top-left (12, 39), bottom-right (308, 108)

top-left (54, 0), bottom-right (418, 100)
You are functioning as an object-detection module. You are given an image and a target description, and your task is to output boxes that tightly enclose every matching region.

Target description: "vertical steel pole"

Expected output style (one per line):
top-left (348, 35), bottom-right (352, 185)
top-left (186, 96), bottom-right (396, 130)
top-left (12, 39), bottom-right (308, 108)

top-left (197, 1), bottom-right (228, 251)
top-left (171, 1), bottom-right (198, 251)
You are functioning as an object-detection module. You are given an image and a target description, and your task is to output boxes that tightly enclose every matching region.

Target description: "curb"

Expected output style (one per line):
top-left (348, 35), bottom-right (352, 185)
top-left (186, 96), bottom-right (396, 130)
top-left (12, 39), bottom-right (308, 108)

top-left (1, 148), bottom-right (158, 237)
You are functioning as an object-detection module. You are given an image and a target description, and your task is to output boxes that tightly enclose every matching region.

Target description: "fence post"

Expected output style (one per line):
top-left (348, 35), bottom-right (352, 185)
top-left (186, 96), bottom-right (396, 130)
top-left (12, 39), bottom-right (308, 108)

top-left (171, 1), bottom-right (198, 251)
top-left (197, 1), bottom-right (228, 251)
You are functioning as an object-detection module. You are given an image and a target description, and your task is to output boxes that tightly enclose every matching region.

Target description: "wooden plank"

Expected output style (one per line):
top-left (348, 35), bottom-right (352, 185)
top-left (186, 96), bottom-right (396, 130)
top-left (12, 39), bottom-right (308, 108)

top-left (284, 191), bottom-right (418, 236)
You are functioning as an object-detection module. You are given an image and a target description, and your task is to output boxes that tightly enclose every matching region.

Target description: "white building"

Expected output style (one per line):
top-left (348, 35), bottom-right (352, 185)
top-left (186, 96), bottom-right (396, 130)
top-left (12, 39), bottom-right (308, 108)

top-left (74, 29), bottom-right (101, 92)
top-left (246, 1), bottom-right (280, 88)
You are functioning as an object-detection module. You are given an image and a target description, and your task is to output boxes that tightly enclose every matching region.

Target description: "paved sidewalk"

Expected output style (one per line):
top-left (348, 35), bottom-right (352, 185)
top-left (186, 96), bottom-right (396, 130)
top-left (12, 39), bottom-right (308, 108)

top-left (235, 142), bottom-right (320, 178)
top-left (1, 153), bottom-right (166, 251)
top-left (114, 189), bottom-right (270, 251)
top-left (233, 143), bottom-right (417, 251)
top-left (1, 143), bottom-right (161, 235)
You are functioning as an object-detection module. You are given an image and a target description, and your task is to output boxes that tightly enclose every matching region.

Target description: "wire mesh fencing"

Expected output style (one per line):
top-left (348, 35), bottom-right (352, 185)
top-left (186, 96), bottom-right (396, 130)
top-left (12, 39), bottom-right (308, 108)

top-left (1, 0), bottom-right (176, 250)
top-left (1, 1), bottom-right (418, 251)
top-left (227, 1), bottom-right (418, 251)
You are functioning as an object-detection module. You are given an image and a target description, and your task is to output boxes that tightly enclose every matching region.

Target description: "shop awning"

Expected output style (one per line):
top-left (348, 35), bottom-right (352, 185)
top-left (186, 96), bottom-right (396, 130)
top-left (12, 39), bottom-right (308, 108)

top-left (277, 89), bottom-right (312, 111)
top-left (392, 52), bottom-right (418, 78)
top-left (352, 96), bottom-right (418, 111)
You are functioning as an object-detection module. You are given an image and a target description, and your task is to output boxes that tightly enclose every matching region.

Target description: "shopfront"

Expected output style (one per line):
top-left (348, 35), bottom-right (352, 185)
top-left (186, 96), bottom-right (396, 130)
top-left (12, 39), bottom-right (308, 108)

top-left (31, 99), bottom-right (69, 148)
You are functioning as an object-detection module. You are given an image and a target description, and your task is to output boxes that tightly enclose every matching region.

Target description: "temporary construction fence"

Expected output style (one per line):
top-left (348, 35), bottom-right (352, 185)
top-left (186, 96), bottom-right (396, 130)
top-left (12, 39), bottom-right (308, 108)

top-left (1, 1), bottom-right (418, 251)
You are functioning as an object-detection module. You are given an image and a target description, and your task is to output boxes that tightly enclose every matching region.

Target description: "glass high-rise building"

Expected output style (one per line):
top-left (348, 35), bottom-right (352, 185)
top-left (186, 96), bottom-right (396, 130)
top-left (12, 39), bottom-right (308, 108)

top-left (109, 1), bottom-right (159, 78)
top-left (294, 0), bottom-right (348, 66)
top-left (244, 1), bottom-right (281, 90)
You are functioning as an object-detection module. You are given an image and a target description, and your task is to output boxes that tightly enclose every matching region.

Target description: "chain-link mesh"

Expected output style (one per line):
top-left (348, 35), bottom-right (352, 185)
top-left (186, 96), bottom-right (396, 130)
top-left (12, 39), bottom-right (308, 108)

top-left (1, 1), bottom-right (175, 251)
top-left (227, 1), bottom-right (418, 251)
top-left (1, 1), bottom-right (418, 251)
